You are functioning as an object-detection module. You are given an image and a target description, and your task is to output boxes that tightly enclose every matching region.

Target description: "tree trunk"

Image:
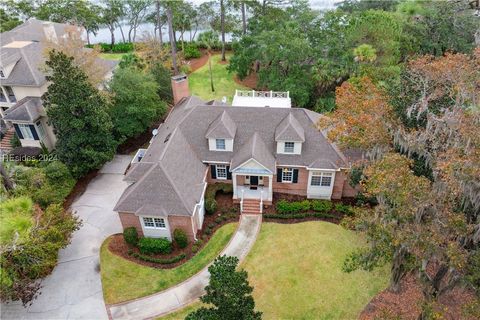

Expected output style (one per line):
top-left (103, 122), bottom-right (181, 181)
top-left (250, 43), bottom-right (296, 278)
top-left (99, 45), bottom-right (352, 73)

top-left (209, 52), bottom-right (214, 92)
top-left (117, 22), bottom-right (126, 43)
top-left (180, 30), bottom-right (185, 52)
top-left (159, 24), bottom-right (163, 47)
top-left (220, 0), bottom-right (226, 61)
top-left (193, 25), bottom-right (198, 40)
top-left (167, 7), bottom-right (178, 75)
top-left (156, 1), bottom-right (163, 46)
top-left (128, 26), bottom-right (133, 43)
top-left (86, 31), bottom-right (91, 45)
top-left (241, 2), bottom-right (247, 35)
top-left (390, 246), bottom-right (409, 293)
top-left (109, 26), bottom-right (115, 48)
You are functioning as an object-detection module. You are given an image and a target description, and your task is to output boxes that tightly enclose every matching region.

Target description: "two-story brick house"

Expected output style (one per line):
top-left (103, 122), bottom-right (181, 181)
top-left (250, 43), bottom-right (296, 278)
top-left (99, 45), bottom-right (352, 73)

top-left (0, 19), bottom-right (117, 152)
top-left (114, 76), bottom-right (358, 242)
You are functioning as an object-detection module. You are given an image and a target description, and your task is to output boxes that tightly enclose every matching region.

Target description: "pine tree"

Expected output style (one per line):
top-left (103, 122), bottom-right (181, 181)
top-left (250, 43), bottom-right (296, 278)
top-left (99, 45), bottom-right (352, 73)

top-left (186, 255), bottom-right (262, 320)
top-left (43, 50), bottom-right (117, 178)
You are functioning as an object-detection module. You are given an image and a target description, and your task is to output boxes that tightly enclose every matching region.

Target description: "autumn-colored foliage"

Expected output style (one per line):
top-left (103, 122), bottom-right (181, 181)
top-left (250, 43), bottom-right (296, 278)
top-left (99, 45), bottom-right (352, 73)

top-left (319, 77), bottom-right (395, 149)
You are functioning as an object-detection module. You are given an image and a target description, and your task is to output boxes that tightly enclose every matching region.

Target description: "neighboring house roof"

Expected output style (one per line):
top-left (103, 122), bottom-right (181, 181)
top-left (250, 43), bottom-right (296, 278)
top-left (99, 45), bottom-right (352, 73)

top-left (205, 110), bottom-right (237, 139)
top-left (114, 128), bottom-right (207, 217)
top-left (231, 132), bottom-right (276, 173)
top-left (3, 97), bottom-right (44, 122)
top-left (0, 18), bottom-right (118, 87)
top-left (275, 113), bottom-right (305, 142)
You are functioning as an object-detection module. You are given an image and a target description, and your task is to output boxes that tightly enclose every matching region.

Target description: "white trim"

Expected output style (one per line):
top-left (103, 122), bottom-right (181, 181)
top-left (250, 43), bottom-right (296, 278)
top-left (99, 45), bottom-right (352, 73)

top-left (306, 167), bottom-right (341, 171)
top-left (215, 164), bottom-right (228, 180)
top-left (307, 170), bottom-right (336, 199)
top-left (203, 160), bottom-right (230, 164)
top-left (281, 167), bottom-right (294, 183)
top-left (231, 157), bottom-right (273, 174)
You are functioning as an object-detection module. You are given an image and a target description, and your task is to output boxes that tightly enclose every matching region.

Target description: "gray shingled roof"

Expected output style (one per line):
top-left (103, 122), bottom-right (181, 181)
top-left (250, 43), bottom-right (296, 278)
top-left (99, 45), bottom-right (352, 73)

top-left (114, 128), bottom-right (207, 216)
top-left (0, 19), bottom-right (118, 87)
top-left (3, 97), bottom-right (44, 122)
top-left (115, 96), bottom-right (349, 216)
top-left (231, 132), bottom-right (276, 172)
top-left (275, 113), bottom-right (305, 142)
top-left (205, 110), bottom-right (237, 139)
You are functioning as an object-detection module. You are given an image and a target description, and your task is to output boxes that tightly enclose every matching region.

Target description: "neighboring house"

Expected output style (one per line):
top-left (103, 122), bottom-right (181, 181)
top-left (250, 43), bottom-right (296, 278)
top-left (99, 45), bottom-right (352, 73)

top-left (114, 76), bottom-right (358, 242)
top-left (0, 19), bottom-right (117, 152)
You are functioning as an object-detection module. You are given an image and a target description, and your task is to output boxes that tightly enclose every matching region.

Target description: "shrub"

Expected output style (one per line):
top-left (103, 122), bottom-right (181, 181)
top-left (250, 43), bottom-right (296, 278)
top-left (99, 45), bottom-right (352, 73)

top-left (311, 200), bottom-right (333, 213)
top-left (192, 239), bottom-right (203, 253)
top-left (86, 42), bottom-right (134, 53)
top-left (276, 199), bottom-right (310, 214)
top-left (130, 252), bottom-right (186, 264)
top-left (138, 237), bottom-right (172, 255)
top-left (205, 197), bottom-right (217, 215)
top-left (208, 223), bottom-right (216, 229)
top-left (180, 64), bottom-right (192, 74)
top-left (205, 227), bottom-right (213, 235)
top-left (173, 228), bottom-right (189, 249)
top-left (10, 133), bottom-right (21, 148)
top-left (123, 227), bottom-right (139, 246)
top-left (335, 203), bottom-right (353, 216)
top-left (264, 212), bottom-right (336, 220)
top-left (214, 217), bottom-right (223, 224)
top-left (184, 44), bottom-right (201, 59)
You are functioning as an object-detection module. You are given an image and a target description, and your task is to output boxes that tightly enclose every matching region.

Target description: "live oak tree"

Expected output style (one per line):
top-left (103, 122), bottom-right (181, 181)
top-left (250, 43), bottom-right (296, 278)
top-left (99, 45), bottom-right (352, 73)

top-left (186, 255), bottom-right (262, 320)
top-left (43, 50), bottom-right (116, 178)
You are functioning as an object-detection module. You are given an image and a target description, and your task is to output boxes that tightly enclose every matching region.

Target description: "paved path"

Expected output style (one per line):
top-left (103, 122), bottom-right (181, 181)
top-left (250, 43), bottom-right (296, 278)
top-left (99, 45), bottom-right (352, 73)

top-left (1, 155), bottom-right (132, 320)
top-left (108, 214), bottom-right (262, 320)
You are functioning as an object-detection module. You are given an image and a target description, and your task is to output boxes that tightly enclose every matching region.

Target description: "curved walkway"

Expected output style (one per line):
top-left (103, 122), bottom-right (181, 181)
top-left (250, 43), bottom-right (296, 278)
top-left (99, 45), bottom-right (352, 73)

top-left (108, 214), bottom-right (262, 320)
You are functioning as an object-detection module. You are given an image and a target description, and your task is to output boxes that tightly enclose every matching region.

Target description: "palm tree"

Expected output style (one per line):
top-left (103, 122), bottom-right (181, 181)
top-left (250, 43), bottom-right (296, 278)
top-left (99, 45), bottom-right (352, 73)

top-left (199, 31), bottom-right (219, 93)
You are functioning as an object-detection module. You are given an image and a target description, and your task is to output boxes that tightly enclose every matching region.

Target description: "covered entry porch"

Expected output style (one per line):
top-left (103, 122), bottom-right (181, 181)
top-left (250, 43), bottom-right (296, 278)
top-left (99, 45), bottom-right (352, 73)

top-left (232, 171), bottom-right (273, 204)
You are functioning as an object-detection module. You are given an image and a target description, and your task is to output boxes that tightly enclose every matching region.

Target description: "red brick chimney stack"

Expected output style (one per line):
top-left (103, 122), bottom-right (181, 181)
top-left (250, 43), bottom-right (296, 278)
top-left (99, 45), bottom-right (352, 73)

top-left (171, 74), bottom-right (190, 105)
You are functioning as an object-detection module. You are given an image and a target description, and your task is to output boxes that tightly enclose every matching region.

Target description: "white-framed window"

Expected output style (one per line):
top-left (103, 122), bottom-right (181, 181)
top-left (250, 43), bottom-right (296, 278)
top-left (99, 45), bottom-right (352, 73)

top-left (36, 120), bottom-right (45, 140)
top-left (18, 124), bottom-right (35, 140)
top-left (215, 138), bottom-right (226, 150)
top-left (284, 142), bottom-right (295, 153)
top-left (142, 217), bottom-right (166, 229)
top-left (310, 172), bottom-right (333, 187)
top-left (216, 164), bottom-right (227, 179)
top-left (282, 168), bottom-right (293, 183)
top-left (4, 86), bottom-right (16, 102)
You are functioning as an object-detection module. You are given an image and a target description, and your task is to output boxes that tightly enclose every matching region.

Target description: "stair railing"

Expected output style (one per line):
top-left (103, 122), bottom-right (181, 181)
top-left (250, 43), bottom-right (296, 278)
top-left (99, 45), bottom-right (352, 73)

top-left (240, 189), bottom-right (245, 213)
top-left (260, 190), bottom-right (264, 214)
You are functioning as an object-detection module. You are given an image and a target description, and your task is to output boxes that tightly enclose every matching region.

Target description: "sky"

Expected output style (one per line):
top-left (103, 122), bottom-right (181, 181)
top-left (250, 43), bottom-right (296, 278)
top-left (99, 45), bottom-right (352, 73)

top-left (188, 0), bottom-right (341, 10)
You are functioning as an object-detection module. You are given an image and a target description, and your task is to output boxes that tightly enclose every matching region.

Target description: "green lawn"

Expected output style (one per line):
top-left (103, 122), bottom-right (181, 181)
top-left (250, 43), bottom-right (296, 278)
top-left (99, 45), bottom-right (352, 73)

top-left (189, 54), bottom-right (250, 103)
top-left (100, 223), bottom-right (238, 304)
top-left (99, 53), bottom-right (125, 60)
top-left (157, 221), bottom-right (388, 320)
top-left (156, 301), bottom-right (203, 320)
top-left (242, 222), bottom-right (389, 320)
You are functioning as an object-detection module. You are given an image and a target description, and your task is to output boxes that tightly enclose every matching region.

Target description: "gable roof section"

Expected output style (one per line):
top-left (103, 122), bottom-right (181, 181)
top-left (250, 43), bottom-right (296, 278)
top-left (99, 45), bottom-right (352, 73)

top-left (205, 110), bottom-right (237, 139)
top-left (114, 129), bottom-right (206, 217)
top-left (231, 132), bottom-right (276, 173)
top-left (3, 97), bottom-right (44, 122)
top-left (275, 113), bottom-right (305, 142)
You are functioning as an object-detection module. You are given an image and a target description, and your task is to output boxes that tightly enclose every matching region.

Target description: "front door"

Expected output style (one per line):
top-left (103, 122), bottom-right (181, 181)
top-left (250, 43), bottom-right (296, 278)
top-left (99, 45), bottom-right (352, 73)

top-left (250, 176), bottom-right (259, 186)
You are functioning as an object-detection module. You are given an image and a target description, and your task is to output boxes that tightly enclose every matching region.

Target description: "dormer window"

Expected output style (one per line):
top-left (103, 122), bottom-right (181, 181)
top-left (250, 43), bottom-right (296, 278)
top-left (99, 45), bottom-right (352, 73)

top-left (216, 138), bottom-right (226, 150)
top-left (284, 142), bottom-right (295, 153)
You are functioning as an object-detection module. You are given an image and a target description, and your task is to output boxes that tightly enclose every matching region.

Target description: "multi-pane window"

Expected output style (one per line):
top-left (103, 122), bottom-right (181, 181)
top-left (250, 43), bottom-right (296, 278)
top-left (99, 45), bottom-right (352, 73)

top-left (284, 142), bottom-right (295, 153)
top-left (310, 172), bottom-right (333, 187)
top-left (216, 138), bottom-right (226, 150)
top-left (142, 217), bottom-right (166, 229)
top-left (282, 168), bottom-right (293, 182)
top-left (4, 86), bottom-right (16, 102)
top-left (36, 120), bottom-right (45, 140)
top-left (18, 124), bottom-right (35, 140)
top-left (216, 164), bottom-right (227, 179)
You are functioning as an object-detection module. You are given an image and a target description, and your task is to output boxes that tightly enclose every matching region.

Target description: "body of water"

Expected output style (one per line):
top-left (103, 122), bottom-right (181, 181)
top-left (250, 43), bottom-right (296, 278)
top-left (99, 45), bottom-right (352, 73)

top-left (90, 23), bottom-right (233, 44)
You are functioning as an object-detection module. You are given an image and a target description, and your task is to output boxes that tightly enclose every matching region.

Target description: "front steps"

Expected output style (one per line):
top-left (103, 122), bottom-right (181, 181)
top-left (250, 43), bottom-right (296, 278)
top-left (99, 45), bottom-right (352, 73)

top-left (0, 128), bottom-right (14, 153)
top-left (241, 198), bottom-right (262, 214)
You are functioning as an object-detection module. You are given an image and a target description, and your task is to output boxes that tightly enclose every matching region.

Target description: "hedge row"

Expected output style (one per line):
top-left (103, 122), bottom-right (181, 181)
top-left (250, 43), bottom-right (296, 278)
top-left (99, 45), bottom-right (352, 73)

top-left (205, 183), bottom-right (234, 215)
top-left (129, 251), bottom-right (186, 265)
top-left (264, 212), bottom-right (337, 220)
top-left (86, 42), bottom-right (134, 53)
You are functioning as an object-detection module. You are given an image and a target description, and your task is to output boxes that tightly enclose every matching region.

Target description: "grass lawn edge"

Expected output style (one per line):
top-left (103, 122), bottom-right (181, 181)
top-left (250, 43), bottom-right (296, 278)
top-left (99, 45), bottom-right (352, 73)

top-left (101, 222), bottom-right (238, 305)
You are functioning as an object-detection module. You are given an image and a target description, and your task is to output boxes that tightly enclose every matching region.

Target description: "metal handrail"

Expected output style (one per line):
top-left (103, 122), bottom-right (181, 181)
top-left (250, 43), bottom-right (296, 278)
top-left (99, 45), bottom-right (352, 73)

top-left (240, 189), bottom-right (245, 213)
top-left (260, 191), bottom-right (263, 214)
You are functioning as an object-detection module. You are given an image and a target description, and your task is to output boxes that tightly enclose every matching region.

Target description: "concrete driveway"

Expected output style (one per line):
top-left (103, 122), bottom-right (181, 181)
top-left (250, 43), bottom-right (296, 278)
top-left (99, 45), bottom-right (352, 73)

top-left (1, 155), bottom-right (132, 320)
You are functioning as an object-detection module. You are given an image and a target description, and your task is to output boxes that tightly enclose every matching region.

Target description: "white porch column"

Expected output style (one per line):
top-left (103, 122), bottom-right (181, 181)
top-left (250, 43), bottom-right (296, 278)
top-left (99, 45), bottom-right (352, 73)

top-left (232, 173), bottom-right (237, 198)
top-left (268, 175), bottom-right (273, 200)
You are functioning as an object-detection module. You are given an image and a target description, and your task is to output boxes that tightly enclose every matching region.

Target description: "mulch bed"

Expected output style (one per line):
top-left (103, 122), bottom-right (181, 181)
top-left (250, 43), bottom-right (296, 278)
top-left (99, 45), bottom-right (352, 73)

top-left (234, 72), bottom-right (258, 89)
top-left (360, 273), bottom-right (478, 320)
top-left (108, 193), bottom-right (240, 269)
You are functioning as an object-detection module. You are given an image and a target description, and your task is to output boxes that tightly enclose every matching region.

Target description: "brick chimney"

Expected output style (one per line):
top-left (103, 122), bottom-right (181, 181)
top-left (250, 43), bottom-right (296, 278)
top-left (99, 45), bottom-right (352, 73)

top-left (171, 74), bottom-right (189, 105)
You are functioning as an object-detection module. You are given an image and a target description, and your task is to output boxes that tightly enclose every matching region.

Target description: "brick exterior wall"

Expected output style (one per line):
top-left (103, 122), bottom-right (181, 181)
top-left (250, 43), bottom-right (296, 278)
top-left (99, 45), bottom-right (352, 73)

top-left (119, 212), bottom-right (144, 237)
top-left (168, 215), bottom-right (196, 242)
top-left (171, 76), bottom-right (190, 105)
top-left (272, 167), bottom-right (308, 196)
